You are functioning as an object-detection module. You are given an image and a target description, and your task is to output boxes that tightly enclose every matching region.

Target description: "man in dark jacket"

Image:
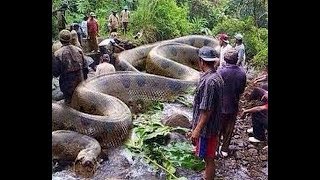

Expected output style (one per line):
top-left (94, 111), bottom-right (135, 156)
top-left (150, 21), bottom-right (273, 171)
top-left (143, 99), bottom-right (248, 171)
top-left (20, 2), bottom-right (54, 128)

top-left (217, 48), bottom-right (246, 157)
top-left (52, 30), bottom-right (88, 104)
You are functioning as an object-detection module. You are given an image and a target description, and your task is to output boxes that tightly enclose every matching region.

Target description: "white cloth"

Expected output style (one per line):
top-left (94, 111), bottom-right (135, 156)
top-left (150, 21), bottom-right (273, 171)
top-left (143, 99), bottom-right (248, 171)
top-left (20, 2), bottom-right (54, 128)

top-left (120, 10), bottom-right (130, 22)
top-left (99, 38), bottom-right (116, 53)
top-left (95, 62), bottom-right (116, 76)
top-left (80, 20), bottom-right (88, 37)
top-left (219, 44), bottom-right (232, 68)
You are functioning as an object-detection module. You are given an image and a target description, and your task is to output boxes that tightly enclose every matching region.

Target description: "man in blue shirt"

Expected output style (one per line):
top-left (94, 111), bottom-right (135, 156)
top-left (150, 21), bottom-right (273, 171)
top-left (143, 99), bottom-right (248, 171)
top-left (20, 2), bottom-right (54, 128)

top-left (217, 48), bottom-right (246, 157)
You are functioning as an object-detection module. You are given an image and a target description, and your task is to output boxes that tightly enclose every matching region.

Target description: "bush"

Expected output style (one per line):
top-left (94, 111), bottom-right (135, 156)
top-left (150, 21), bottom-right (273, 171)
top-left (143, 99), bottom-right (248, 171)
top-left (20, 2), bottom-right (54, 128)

top-left (188, 0), bottom-right (229, 29)
top-left (131, 0), bottom-right (192, 42)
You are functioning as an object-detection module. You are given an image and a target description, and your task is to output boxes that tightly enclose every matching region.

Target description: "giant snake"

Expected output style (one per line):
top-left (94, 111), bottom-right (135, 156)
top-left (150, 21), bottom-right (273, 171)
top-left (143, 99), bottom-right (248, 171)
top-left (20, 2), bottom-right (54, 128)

top-left (52, 35), bottom-right (220, 177)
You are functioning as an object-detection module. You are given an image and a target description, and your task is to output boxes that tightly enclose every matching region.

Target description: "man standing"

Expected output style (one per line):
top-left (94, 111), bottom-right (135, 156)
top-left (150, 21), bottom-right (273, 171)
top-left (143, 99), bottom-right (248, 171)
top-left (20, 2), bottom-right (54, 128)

top-left (234, 33), bottom-right (246, 67)
top-left (108, 10), bottom-right (120, 34)
top-left (217, 48), bottom-right (246, 157)
top-left (189, 46), bottom-right (224, 180)
top-left (120, 6), bottom-right (130, 35)
top-left (87, 12), bottom-right (99, 52)
top-left (52, 30), bottom-right (88, 104)
top-left (218, 33), bottom-right (232, 68)
top-left (80, 16), bottom-right (88, 38)
top-left (56, 4), bottom-right (68, 32)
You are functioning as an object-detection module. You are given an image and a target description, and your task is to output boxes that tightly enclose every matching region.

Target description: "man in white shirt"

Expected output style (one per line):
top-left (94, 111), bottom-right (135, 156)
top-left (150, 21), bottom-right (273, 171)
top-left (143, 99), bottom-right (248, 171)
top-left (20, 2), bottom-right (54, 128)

top-left (120, 6), bottom-right (130, 35)
top-left (218, 33), bottom-right (232, 68)
top-left (95, 54), bottom-right (116, 76)
top-left (108, 10), bottom-right (120, 34)
top-left (80, 16), bottom-right (88, 38)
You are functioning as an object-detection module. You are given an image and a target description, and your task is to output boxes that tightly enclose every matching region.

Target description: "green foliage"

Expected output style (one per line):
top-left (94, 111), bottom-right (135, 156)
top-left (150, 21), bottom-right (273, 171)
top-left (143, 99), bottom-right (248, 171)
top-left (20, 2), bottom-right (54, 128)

top-left (212, 17), bottom-right (268, 69)
top-left (225, 0), bottom-right (268, 28)
top-left (190, 17), bottom-right (208, 35)
top-left (162, 142), bottom-right (204, 171)
top-left (188, 0), bottom-right (229, 29)
top-left (131, 0), bottom-right (192, 42)
top-left (125, 102), bottom-right (203, 179)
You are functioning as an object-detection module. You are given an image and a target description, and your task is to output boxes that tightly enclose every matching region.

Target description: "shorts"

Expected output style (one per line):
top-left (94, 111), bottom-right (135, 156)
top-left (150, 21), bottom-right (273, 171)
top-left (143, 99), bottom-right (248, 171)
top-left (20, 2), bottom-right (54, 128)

top-left (195, 135), bottom-right (218, 159)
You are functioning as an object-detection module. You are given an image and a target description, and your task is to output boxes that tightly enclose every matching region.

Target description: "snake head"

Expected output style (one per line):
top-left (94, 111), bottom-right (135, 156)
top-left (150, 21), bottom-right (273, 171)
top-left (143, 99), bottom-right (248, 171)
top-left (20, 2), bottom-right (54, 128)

top-left (74, 152), bottom-right (98, 178)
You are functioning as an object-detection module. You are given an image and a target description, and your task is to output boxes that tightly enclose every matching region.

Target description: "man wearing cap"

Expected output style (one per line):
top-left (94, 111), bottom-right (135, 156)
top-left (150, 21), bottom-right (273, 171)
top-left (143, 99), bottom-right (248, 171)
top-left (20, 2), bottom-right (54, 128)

top-left (87, 12), bottom-right (99, 52)
top-left (217, 48), bottom-right (246, 157)
top-left (52, 30), bottom-right (88, 104)
top-left (188, 46), bottom-right (224, 180)
top-left (108, 10), bottom-right (120, 34)
top-left (55, 4), bottom-right (68, 32)
top-left (120, 6), bottom-right (130, 35)
top-left (95, 54), bottom-right (116, 76)
top-left (234, 33), bottom-right (246, 67)
top-left (218, 33), bottom-right (232, 68)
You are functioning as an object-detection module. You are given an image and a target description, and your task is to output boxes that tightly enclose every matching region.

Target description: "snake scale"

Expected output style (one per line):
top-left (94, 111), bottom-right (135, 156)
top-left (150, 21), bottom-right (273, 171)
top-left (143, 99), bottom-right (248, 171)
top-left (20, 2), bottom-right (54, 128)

top-left (52, 35), bottom-right (220, 177)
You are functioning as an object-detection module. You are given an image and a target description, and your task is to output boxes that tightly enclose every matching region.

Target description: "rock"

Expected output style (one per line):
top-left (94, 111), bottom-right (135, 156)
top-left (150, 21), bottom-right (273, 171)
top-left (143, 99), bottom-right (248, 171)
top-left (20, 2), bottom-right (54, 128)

top-left (52, 89), bottom-right (64, 101)
top-left (248, 144), bottom-right (255, 148)
top-left (167, 132), bottom-right (187, 144)
top-left (235, 151), bottom-right (244, 160)
top-left (161, 113), bottom-right (191, 129)
top-left (229, 145), bottom-right (238, 151)
top-left (241, 160), bottom-right (249, 166)
top-left (259, 155), bottom-right (268, 161)
top-left (237, 141), bottom-right (244, 147)
top-left (248, 148), bottom-right (258, 156)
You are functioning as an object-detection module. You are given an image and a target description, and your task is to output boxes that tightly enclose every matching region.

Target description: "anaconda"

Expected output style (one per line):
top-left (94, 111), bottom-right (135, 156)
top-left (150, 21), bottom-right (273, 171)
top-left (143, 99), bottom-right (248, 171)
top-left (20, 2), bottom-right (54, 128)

top-left (52, 130), bottom-right (101, 178)
top-left (52, 35), bottom-right (220, 175)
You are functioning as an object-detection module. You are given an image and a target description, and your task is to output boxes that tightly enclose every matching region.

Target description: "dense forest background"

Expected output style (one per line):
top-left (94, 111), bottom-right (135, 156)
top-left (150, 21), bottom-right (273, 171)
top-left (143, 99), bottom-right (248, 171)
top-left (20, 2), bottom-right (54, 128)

top-left (52, 0), bottom-right (268, 69)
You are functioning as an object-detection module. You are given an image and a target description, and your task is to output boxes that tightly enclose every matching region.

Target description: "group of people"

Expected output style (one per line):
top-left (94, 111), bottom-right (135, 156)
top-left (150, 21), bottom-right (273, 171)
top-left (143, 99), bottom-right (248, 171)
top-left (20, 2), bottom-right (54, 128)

top-left (188, 33), bottom-right (268, 180)
top-left (108, 6), bottom-right (130, 35)
top-left (52, 28), bottom-right (120, 104)
top-left (54, 4), bottom-right (131, 53)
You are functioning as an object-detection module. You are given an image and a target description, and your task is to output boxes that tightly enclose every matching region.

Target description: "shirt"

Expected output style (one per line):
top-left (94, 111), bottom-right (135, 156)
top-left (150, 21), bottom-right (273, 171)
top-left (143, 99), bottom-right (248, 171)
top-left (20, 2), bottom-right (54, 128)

top-left (53, 44), bottom-right (88, 96)
top-left (219, 44), bottom-right (232, 68)
top-left (87, 18), bottom-right (99, 36)
top-left (99, 38), bottom-right (116, 53)
top-left (235, 43), bottom-right (246, 66)
top-left (95, 62), bottom-right (116, 76)
top-left (57, 10), bottom-right (66, 29)
top-left (120, 10), bottom-right (130, 22)
top-left (192, 69), bottom-right (224, 137)
top-left (218, 64), bottom-right (246, 114)
top-left (80, 20), bottom-right (88, 37)
top-left (108, 14), bottom-right (119, 29)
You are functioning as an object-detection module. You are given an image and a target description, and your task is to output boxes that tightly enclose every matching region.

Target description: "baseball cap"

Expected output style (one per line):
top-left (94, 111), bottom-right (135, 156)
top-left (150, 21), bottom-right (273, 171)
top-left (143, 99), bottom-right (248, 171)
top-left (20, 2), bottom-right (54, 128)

top-left (198, 46), bottom-right (219, 61)
top-left (224, 48), bottom-right (238, 64)
top-left (235, 33), bottom-right (243, 40)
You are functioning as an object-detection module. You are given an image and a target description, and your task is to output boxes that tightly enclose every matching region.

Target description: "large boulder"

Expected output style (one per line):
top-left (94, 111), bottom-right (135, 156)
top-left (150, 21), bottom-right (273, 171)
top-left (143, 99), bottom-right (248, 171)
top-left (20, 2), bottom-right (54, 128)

top-left (161, 113), bottom-right (191, 129)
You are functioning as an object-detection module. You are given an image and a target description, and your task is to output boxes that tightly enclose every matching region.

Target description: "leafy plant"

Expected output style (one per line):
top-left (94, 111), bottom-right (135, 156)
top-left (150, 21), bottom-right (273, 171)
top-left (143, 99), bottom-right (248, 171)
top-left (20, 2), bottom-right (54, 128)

top-left (125, 102), bottom-right (203, 179)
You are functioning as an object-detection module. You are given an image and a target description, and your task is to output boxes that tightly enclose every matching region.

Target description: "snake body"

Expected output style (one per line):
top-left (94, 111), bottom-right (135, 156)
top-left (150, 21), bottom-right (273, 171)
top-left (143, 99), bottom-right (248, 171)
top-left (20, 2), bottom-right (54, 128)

top-left (52, 130), bottom-right (101, 177)
top-left (52, 35), bottom-right (220, 176)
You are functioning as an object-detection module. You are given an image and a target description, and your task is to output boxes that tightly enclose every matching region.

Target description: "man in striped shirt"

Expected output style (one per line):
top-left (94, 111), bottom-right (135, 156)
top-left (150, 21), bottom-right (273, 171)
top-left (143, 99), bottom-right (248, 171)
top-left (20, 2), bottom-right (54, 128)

top-left (189, 46), bottom-right (224, 180)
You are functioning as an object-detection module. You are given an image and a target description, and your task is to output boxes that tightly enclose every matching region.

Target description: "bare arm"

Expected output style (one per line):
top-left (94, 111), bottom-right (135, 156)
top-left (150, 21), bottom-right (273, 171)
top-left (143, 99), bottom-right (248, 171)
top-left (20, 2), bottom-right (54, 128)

top-left (254, 75), bottom-right (267, 83)
top-left (240, 104), bottom-right (268, 119)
